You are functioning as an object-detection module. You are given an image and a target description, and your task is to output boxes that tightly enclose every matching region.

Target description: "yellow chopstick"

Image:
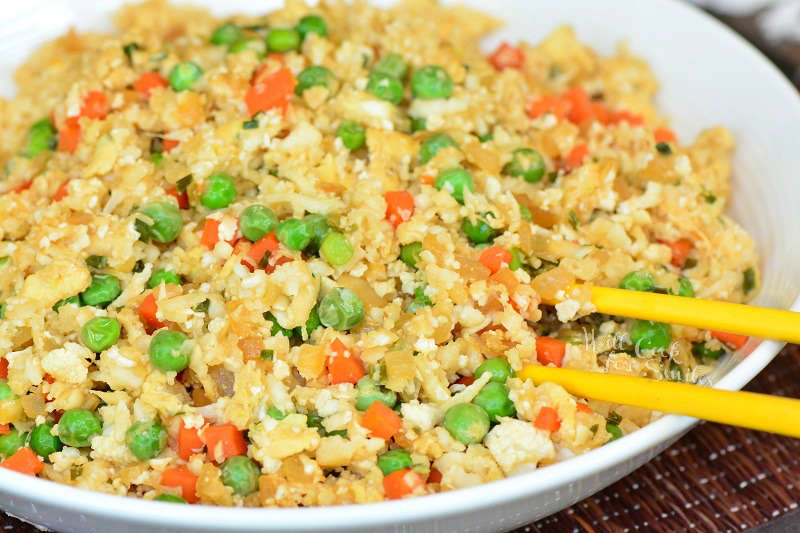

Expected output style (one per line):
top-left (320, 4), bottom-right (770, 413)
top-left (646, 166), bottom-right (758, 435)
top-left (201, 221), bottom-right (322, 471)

top-left (563, 285), bottom-right (800, 344)
top-left (518, 365), bottom-right (800, 438)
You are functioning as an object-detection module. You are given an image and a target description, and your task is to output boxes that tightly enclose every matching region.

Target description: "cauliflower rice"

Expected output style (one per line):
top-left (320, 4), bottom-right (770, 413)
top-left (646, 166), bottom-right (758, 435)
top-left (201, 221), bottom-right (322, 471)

top-left (0, 0), bottom-right (759, 506)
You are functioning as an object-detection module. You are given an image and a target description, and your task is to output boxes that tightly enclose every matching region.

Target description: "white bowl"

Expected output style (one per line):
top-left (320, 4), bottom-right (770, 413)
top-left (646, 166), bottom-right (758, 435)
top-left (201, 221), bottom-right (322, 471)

top-left (1, 0), bottom-right (799, 531)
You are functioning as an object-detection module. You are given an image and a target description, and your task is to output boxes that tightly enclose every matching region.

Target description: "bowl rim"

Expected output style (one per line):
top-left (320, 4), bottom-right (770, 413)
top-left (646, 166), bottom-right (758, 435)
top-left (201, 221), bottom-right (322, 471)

top-left (1, 0), bottom-right (799, 530)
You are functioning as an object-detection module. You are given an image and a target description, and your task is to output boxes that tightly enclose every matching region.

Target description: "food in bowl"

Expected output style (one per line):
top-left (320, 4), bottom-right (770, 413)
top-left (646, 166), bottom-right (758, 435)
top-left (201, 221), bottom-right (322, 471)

top-left (0, 0), bottom-right (758, 506)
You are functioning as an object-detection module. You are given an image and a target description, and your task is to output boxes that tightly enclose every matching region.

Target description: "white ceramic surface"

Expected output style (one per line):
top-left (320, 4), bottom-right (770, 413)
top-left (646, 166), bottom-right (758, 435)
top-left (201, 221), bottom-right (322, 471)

top-left (0, 0), bottom-right (798, 531)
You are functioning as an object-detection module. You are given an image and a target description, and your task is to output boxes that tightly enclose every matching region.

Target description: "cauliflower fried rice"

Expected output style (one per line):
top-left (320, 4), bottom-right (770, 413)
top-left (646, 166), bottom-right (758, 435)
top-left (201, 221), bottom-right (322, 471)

top-left (0, 0), bottom-right (759, 506)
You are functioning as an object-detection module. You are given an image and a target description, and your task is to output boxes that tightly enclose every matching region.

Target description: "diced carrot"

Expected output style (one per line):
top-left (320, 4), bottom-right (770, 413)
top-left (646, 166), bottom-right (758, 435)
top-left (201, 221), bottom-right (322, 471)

top-left (666, 238), bottom-right (692, 268)
top-left (420, 173), bottom-right (434, 186)
top-left (245, 67), bottom-right (297, 116)
top-left (0, 424), bottom-right (9, 436)
top-left (488, 43), bottom-right (524, 71)
top-left (526, 95), bottom-right (570, 121)
top-left (327, 339), bottom-right (365, 385)
top-left (427, 468), bottom-right (442, 484)
top-left (5, 180), bottom-right (32, 195)
top-left (58, 117), bottom-right (81, 153)
top-left (53, 180), bottom-right (70, 202)
top-left (200, 218), bottom-right (221, 249)
top-left (711, 330), bottom-right (748, 350)
top-left (562, 86), bottom-right (594, 124)
top-left (607, 109), bottom-right (644, 126)
top-left (533, 406), bottom-right (561, 432)
top-left (1, 447), bottom-right (44, 475)
top-left (654, 127), bottom-right (677, 144)
top-left (138, 292), bottom-right (164, 332)
top-left (134, 72), bottom-right (168, 98)
top-left (478, 246), bottom-right (512, 275)
top-left (80, 91), bottom-right (109, 120)
top-left (42, 374), bottom-right (55, 403)
top-left (383, 468), bottom-right (425, 499)
top-left (177, 421), bottom-right (205, 461)
top-left (591, 102), bottom-right (610, 124)
top-left (455, 375), bottom-right (474, 387)
top-left (362, 400), bottom-right (402, 440)
top-left (265, 254), bottom-right (292, 274)
top-left (242, 232), bottom-right (280, 271)
top-left (0, 358), bottom-right (7, 379)
top-left (576, 403), bottom-right (592, 414)
top-left (201, 424), bottom-right (247, 463)
top-left (384, 190), bottom-right (415, 227)
top-left (161, 139), bottom-right (180, 153)
top-left (565, 143), bottom-right (589, 171)
top-left (161, 465), bottom-right (198, 503)
top-left (536, 336), bottom-right (566, 367)
top-left (165, 186), bottom-right (189, 209)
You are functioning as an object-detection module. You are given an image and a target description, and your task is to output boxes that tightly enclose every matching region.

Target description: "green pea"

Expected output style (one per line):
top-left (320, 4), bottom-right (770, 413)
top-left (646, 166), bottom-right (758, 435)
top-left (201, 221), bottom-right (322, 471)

top-left (295, 66), bottom-right (337, 95)
top-left (200, 172), bottom-right (237, 209)
top-left (80, 316), bottom-right (121, 352)
top-left (630, 320), bottom-right (672, 352)
top-left (509, 247), bottom-right (525, 271)
top-left (168, 61), bottom-right (203, 92)
top-left (293, 306), bottom-right (321, 339)
top-left (606, 423), bottom-right (623, 441)
top-left (80, 274), bottom-right (122, 308)
top-left (355, 377), bottom-right (397, 411)
top-left (474, 358), bottom-right (514, 384)
top-left (276, 218), bottom-right (312, 250)
top-left (220, 455), bottom-right (260, 496)
top-left (619, 271), bottom-right (655, 292)
top-left (478, 131), bottom-right (494, 143)
top-left (366, 72), bottom-right (404, 105)
top-left (320, 231), bottom-right (353, 266)
top-left (692, 341), bottom-right (725, 361)
top-left (155, 494), bottom-right (186, 503)
top-left (0, 380), bottom-right (14, 402)
top-left (472, 382), bottom-right (516, 423)
top-left (519, 204), bottom-right (532, 221)
top-left (504, 148), bottom-right (545, 183)
top-left (139, 201), bottom-right (183, 243)
top-left (58, 408), bottom-right (102, 448)
top-left (677, 277), bottom-right (695, 297)
top-left (125, 420), bottom-right (167, 460)
top-left (23, 118), bottom-right (57, 159)
top-left (377, 449), bottom-right (412, 476)
top-left (210, 22), bottom-right (243, 45)
top-left (419, 133), bottom-right (458, 165)
top-left (228, 38), bottom-right (266, 57)
top-left (407, 285), bottom-right (433, 314)
top-left (410, 65), bottom-right (453, 100)
top-left (442, 403), bottom-right (490, 445)
top-left (318, 287), bottom-right (364, 331)
top-left (267, 28), bottom-right (301, 52)
top-left (54, 295), bottom-right (80, 312)
top-left (373, 53), bottom-right (408, 80)
top-left (297, 14), bottom-right (328, 39)
top-left (0, 428), bottom-right (26, 458)
top-left (303, 214), bottom-right (331, 251)
top-left (148, 330), bottom-right (191, 372)
top-left (400, 242), bottom-right (422, 269)
top-left (434, 168), bottom-right (474, 204)
top-left (239, 205), bottom-right (278, 242)
top-left (336, 121), bottom-right (366, 151)
top-left (148, 269), bottom-right (181, 289)
top-left (264, 312), bottom-right (293, 338)
top-left (410, 117), bottom-right (427, 133)
top-left (29, 423), bottom-right (62, 460)
top-left (461, 214), bottom-right (498, 245)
